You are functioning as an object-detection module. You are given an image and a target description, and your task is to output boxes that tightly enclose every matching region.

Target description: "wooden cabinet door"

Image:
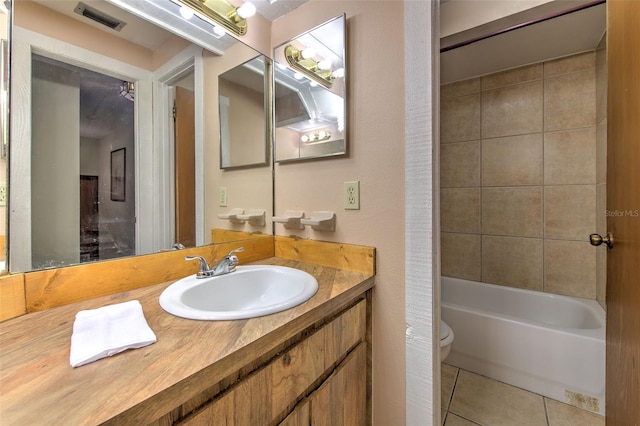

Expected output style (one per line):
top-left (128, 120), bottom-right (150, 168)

top-left (309, 343), bottom-right (367, 426)
top-left (279, 399), bottom-right (311, 426)
top-left (181, 302), bottom-right (367, 426)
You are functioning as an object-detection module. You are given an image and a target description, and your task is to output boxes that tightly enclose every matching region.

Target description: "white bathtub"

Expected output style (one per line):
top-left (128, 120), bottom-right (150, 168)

top-left (441, 276), bottom-right (605, 414)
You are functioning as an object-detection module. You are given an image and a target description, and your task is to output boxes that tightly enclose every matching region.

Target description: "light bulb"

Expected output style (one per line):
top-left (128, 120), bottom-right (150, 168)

top-left (318, 59), bottom-right (332, 71)
top-left (236, 2), bottom-right (256, 19)
top-left (309, 80), bottom-right (319, 87)
top-left (179, 5), bottom-right (194, 19)
top-left (301, 135), bottom-right (309, 143)
top-left (318, 130), bottom-right (328, 139)
top-left (301, 48), bottom-right (316, 60)
top-left (332, 68), bottom-right (345, 78)
top-left (212, 25), bottom-right (226, 37)
top-left (293, 72), bottom-right (304, 80)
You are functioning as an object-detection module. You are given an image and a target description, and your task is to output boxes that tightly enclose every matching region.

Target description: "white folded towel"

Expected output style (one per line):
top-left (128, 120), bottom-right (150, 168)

top-left (70, 300), bottom-right (157, 368)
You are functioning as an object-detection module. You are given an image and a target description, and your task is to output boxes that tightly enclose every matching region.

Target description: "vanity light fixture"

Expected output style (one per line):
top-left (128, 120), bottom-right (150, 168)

top-left (173, 0), bottom-right (256, 36)
top-left (300, 130), bottom-right (331, 143)
top-left (285, 45), bottom-right (336, 88)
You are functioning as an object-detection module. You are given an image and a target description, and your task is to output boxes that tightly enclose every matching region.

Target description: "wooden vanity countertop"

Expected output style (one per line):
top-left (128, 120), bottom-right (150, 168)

top-left (0, 257), bottom-right (374, 425)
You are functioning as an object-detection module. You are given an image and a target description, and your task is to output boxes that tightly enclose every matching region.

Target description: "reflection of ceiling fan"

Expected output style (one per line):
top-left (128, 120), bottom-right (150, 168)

top-left (119, 81), bottom-right (134, 101)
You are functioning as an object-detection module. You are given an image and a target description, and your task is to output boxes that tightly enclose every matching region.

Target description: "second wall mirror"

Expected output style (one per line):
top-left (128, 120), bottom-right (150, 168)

top-left (273, 14), bottom-right (346, 163)
top-left (219, 55), bottom-right (270, 169)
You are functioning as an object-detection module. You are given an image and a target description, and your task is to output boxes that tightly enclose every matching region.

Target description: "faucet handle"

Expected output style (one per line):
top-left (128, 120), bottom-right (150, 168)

top-left (226, 247), bottom-right (244, 257)
top-left (221, 247), bottom-right (244, 272)
top-left (185, 255), bottom-right (212, 278)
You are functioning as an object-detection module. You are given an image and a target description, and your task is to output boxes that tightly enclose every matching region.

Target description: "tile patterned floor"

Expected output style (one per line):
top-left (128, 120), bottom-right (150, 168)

top-left (441, 364), bottom-right (605, 426)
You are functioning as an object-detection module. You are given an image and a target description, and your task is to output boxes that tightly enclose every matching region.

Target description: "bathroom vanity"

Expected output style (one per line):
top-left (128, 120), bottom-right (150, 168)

top-left (0, 256), bottom-right (374, 425)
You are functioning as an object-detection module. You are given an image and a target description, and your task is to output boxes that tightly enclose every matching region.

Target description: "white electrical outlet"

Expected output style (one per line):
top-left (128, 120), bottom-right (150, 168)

top-left (219, 187), bottom-right (227, 207)
top-left (0, 183), bottom-right (6, 207)
top-left (344, 181), bottom-right (360, 210)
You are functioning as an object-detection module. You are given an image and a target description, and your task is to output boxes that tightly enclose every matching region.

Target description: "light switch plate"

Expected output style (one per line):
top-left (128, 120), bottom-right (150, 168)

top-left (219, 187), bottom-right (227, 207)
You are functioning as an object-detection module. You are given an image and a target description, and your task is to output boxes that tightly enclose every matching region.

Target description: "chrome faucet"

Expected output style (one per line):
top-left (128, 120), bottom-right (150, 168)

top-left (211, 247), bottom-right (244, 276)
top-left (185, 247), bottom-right (244, 279)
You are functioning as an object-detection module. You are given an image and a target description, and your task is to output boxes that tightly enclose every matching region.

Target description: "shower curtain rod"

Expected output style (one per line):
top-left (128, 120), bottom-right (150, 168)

top-left (440, 0), bottom-right (606, 53)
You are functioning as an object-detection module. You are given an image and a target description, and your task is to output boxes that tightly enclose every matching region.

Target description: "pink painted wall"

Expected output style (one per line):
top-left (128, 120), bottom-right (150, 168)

top-left (272, 1), bottom-right (406, 422)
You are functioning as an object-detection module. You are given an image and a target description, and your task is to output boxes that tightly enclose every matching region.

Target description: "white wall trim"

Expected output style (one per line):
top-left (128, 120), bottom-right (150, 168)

top-left (153, 44), bottom-right (205, 249)
top-left (405, 1), bottom-right (440, 424)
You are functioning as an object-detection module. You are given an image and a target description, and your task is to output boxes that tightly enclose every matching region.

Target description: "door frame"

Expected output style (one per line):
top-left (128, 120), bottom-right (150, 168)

top-left (10, 26), bottom-right (154, 271)
top-left (152, 45), bottom-right (205, 249)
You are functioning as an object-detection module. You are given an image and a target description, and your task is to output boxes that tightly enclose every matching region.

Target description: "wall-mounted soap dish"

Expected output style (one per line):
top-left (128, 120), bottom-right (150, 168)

top-left (300, 211), bottom-right (335, 231)
top-left (236, 209), bottom-right (266, 227)
top-left (272, 210), bottom-right (305, 230)
top-left (217, 208), bottom-right (244, 224)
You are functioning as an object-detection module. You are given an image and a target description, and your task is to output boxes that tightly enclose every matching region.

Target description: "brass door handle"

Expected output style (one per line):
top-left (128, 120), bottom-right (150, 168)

top-left (590, 232), bottom-right (614, 249)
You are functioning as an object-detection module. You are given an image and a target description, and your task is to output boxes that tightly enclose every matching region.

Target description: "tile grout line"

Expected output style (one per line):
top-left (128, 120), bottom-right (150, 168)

top-left (441, 365), bottom-right (461, 425)
top-left (543, 397), bottom-right (552, 426)
top-left (447, 365), bottom-right (460, 411)
top-left (445, 367), bottom-right (484, 426)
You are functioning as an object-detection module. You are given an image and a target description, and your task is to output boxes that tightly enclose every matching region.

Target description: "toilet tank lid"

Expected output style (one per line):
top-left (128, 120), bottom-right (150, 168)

top-left (440, 320), bottom-right (451, 340)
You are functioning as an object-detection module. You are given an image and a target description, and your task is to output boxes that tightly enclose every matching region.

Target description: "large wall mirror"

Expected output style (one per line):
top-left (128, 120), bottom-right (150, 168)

top-left (273, 14), bottom-right (346, 163)
top-left (8, 0), bottom-right (273, 273)
top-left (0, 2), bottom-right (8, 274)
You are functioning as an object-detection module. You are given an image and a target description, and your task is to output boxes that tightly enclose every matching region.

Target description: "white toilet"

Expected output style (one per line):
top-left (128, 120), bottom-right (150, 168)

top-left (440, 320), bottom-right (454, 361)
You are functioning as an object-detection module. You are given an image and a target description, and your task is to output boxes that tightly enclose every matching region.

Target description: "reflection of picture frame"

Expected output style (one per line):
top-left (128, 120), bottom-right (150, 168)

top-left (110, 148), bottom-right (126, 202)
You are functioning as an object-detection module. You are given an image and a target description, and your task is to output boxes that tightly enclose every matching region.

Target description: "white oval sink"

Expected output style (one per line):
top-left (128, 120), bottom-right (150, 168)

top-left (159, 265), bottom-right (318, 320)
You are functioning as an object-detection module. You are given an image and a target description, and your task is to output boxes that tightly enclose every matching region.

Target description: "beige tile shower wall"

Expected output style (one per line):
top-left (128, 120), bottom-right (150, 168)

top-left (441, 52), bottom-right (603, 300)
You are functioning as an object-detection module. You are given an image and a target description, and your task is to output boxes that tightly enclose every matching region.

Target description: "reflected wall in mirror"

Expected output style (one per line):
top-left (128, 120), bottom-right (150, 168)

top-left (273, 14), bottom-right (346, 163)
top-left (9, 0), bottom-right (273, 273)
top-left (219, 55), bottom-right (270, 169)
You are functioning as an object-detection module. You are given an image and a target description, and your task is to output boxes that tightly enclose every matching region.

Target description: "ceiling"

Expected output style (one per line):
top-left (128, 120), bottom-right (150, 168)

top-left (252, 0), bottom-right (309, 22)
top-left (441, 2), bottom-right (606, 84)
top-left (32, 54), bottom-right (135, 141)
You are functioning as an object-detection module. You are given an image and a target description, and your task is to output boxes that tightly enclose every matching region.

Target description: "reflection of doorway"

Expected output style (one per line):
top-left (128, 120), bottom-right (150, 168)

top-left (173, 74), bottom-right (196, 248)
top-left (30, 54), bottom-right (136, 268)
top-left (80, 175), bottom-right (99, 262)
